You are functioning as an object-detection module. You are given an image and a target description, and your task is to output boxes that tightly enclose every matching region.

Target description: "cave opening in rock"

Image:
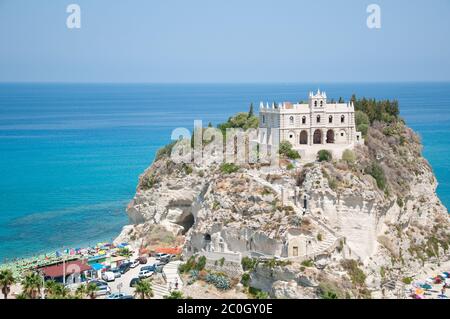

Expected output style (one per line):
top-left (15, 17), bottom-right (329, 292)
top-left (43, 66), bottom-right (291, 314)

top-left (177, 212), bottom-right (195, 235)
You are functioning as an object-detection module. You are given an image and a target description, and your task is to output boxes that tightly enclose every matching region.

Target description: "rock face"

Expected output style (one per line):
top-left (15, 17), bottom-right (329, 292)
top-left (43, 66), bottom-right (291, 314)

top-left (116, 120), bottom-right (450, 299)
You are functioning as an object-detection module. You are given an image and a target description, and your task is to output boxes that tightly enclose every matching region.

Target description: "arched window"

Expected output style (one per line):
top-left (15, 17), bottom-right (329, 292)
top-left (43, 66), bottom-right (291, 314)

top-left (320, 101), bottom-right (323, 107)
top-left (313, 129), bottom-right (322, 144)
top-left (302, 116), bottom-right (306, 124)
top-left (300, 131), bottom-right (308, 145)
top-left (341, 115), bottom-right (345, 123)
top-left (329, 115), bottom-right (333, 124)
top-left (317, 115), bottom-right (321, 123)
top-left (289, 116), bottom-right (294, 125)
top-left (314, 101), bottom-right (317, 107)
top-left (326, 130), bottom-right (335, 144)
top-left (262, 115), bottom-right (265, 124)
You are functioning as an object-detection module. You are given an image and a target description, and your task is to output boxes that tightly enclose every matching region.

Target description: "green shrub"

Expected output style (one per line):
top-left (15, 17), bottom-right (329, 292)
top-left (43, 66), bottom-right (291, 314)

top-left (155, 141), bottom-right (177, 161)
top-left (241, 273), bottom-right (250, 287)
top-left (317, 150), bottom-right (332, 162)
top-left (342, 149), bottom-right (356, 164)
top-left (183, 164), bottom-right (193, 175)
top-left (248, 287), bottom-right (269, 299)
top-left (286, 163), bottom-right (294, 170)
top-left (195, 256), bottom-right (207, 271)
top-left (341, 260), bottom-right (366, 286)
top-left (241, 257), bottom-right (258, 271)
top-left (279, 141), bottom-right (300, 160)
top-left (402, 277), bottom-right (413, 285)
top-left (365, 162), bottom-right (386, 190)
top-left (318, 282), bottom-right (345, 299)
top-left (301, 259), bottom-right (314, 267)
top-left (317, 233), bottom-right (323, 241)
top-left (220, 163), bottom-right (240, 174)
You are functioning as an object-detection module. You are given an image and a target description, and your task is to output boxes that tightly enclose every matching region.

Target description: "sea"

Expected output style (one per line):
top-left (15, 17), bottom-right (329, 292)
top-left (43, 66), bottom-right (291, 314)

top-left (0, 83), bottom-right (449, 262)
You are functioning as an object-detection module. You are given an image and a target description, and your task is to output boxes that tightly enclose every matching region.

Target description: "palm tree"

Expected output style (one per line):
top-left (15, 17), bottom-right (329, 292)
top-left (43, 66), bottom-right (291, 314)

top-left (134, 279), bottom-right (153, 299)
top-left (0, 269), bottom-right (15, 299)
top-left (44, 280), bottom-right (58, 298)
top-left (21, 272), bottom-right (43, 299)
top-left (75, 284), bottom-right (88, 299)
top-left (86, 282), bottom-right (99, 299)
top-left (52, 283), bottom-right (71, 299)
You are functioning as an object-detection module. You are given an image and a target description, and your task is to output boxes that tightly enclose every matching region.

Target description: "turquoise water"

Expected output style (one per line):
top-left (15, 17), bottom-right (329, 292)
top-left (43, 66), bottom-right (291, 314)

top-left (0, 83), bottom-right (449, 262)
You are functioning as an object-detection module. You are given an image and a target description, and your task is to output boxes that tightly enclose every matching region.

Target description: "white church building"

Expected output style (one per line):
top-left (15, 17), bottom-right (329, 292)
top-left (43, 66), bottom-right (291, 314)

top-left (258, 90), bottom-right (363, 160)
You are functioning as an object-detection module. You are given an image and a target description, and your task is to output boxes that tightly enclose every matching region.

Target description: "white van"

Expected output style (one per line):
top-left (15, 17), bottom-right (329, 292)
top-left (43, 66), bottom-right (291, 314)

top-left (101, 271), bottom-right (115, 282)
top-left (155, 253), bottom-right (169, 260)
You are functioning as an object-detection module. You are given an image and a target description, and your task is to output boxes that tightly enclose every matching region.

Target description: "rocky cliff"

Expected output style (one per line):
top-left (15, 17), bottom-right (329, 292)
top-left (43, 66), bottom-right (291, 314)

top-left (116, 114), bottom-right (449, 299)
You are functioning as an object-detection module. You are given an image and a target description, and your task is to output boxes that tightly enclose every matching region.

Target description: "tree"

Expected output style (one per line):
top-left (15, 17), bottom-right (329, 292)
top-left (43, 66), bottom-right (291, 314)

top-left (134, 279), bottom-right (154, 299)
top-left (355, 110), bottom-right (369, 127)
top-left (46, 282), bottom-right (70, 299)
top-left (44, 280), bottom-right (59, 299)
top-left (21, 272), bottom-right (43, 299)
top-left (86, 282), bottom-right (99, 299)
top-left (248, 103), bottom-right (254, 118)
top-left (338, 97), bottom-right (344, 103)
top-left (0, 269), bottom-right (15, 299)
top-left (279, 141), bottom-right (300, 160)
top-left (75, 283), bottom-right (88, 299)
top-left (317, 150), bottom-right (332, 162)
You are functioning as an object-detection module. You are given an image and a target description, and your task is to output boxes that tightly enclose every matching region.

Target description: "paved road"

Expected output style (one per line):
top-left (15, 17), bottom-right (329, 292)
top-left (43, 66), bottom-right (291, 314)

top-left (100, 257), bottom-right (182, 299)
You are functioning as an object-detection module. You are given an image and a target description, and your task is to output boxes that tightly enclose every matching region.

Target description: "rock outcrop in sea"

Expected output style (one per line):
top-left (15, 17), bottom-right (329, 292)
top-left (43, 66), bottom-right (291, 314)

top-left (116, 109), bottom-right (450, 299)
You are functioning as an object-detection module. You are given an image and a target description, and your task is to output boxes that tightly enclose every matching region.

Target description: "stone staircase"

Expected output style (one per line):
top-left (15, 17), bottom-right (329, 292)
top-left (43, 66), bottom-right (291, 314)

top-left (248, 169), bottom-right (341, 260)
top-left (152, 260), bottom-right (183, 299)
top-left (302, 232), bottom-right (338, 259)
top-left (152, 282), bottom-right (170, 299)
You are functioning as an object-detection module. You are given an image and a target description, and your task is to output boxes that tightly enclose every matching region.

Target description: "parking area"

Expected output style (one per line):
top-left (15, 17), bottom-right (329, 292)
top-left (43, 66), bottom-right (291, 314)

top-left (96, 255), bottom-right (159, 298)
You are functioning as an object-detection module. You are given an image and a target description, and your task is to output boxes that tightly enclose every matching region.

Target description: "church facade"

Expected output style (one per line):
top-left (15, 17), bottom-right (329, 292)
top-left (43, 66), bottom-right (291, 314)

top-left (258, 90), bottom-right (363, 160)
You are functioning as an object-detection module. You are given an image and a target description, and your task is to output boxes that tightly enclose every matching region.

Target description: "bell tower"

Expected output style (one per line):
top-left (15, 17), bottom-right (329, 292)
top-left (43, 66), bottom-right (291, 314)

top-left (309, 89), bottom-right (327, 108)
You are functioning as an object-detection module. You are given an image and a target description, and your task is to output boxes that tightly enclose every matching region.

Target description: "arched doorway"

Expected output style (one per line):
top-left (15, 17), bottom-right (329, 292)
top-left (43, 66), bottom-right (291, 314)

top-left (313, 129), bottom-right (322, 144)
top-left (300, 131), bottom-right (308, 145)
top-left (326, 130), bottom-right (335, 144)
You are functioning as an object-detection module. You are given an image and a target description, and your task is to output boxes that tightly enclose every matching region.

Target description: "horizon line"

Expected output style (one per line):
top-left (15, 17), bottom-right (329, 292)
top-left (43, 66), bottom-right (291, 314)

top-left (1, 80), bottom-right (450, 85)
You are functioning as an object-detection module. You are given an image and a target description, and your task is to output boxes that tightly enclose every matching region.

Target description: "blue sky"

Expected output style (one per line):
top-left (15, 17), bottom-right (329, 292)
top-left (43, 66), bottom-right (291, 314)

top-left (0, 0), bottom-right (449, 83)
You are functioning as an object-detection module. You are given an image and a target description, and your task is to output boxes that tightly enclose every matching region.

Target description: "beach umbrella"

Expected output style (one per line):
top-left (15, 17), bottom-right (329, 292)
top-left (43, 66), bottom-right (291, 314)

top-left (421, 283), bottom-right (432, 290)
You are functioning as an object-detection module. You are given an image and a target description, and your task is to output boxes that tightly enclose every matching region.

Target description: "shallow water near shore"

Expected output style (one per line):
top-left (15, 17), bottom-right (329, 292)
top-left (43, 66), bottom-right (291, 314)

top-left (0, 82), bottom-right (449, 262)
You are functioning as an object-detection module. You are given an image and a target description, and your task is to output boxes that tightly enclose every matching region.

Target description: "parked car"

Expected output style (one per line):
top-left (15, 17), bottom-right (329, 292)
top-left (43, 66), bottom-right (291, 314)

top-left (89, 280), bottom-right (111, 296)
top-left (159, 255), bottom-right (172, 264)
top-left (119, 262), bottom-right (132, 274)
top-left (140, 264), bottom-right (156, 272)
top-left (138, 269), bottom-right (154, 278)
top-left (138, 256), bottom-right (148, 264)
top-left (130, 259), bottom-right (140, 268)
top-left (129, 277), bottom-right (141, 287)
top-left (111, 268), bottom-right (122, 278)
top-left (106, 293), bottom-right (134, 300)
top-left (155, 253), bottom-right (169, 260)
top-left (101, 271), bottom-right (115, 282)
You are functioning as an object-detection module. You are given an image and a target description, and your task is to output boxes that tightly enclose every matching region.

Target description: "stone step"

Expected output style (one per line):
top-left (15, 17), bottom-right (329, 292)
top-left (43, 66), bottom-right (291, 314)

top-left (152, 283), bottom-right (170, 298)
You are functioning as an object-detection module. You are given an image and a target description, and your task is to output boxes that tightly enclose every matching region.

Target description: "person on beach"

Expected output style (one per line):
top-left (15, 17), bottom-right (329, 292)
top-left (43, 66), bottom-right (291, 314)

top-left (175, 278), bottom-right (179, 290)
